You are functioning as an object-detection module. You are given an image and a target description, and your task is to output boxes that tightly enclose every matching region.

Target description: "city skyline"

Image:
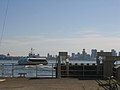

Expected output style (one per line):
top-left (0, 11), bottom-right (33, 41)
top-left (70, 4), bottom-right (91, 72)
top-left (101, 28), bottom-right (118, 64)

top-left (0, 48), bottom-right (119, 57)
top-left (0, 0), bottom-right (120, 56)
top-left (0, 49), bottom-right (119, 62)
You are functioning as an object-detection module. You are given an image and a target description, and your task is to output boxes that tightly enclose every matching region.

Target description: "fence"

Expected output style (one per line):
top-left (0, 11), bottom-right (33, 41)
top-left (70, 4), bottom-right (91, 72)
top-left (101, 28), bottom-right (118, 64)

top-left (0, 63), bottom-right (56, 78)
top-left (56, 63), bottom-right (103, 79)
top-left (0, 62), bottom-right (104, 79)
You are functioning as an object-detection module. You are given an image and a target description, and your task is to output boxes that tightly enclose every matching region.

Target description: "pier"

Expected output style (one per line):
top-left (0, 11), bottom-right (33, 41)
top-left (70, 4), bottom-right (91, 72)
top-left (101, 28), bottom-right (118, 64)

top-left (0, 78), bottom-right (104, 90)
top-left (0, 51), bottom-right (120, 90)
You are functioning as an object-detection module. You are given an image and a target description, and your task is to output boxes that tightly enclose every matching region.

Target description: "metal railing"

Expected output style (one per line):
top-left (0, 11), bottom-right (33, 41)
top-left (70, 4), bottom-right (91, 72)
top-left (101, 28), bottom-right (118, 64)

top-left (0, 63), bottom-right (56, 78)
top-left (56, 63), bottom-right (103, 79)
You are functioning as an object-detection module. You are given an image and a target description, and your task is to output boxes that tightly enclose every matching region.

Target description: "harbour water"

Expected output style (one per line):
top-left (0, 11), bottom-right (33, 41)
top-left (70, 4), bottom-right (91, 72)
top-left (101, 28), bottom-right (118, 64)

top-left (0, 60), bottom-right (93, 77)
top-left (0, 60), bottom-right (119, 78)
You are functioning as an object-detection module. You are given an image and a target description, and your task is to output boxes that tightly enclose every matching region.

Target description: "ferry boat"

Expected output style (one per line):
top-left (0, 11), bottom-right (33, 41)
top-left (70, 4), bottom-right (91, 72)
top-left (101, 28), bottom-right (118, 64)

top-left (18, 57), bottom-right (48, 65)
top-left (18, 48), bottom-right (48, 65)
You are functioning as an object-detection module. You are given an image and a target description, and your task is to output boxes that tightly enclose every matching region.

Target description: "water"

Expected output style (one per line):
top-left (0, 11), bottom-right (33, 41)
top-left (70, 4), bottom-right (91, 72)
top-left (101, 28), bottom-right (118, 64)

top-left (0, 60), bottom-right (120, 78)
top-left (0, 60), bottom-right (56, 77)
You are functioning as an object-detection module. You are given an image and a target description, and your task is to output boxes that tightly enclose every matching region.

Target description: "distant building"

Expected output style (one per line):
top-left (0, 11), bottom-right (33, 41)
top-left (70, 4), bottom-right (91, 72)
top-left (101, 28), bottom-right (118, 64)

top-left (47, 53), bottom-right (56, 60)
top-left (100, 50), bottom-right (104, 52)
top-left (0, 54), bottom-right (6, 60)
top-left (0, 54), bottom-right (23, 60)
top-left (81, 49), bottom-right (87, 60)
top-left (76, 52), bottom-right (81, 59)
top-left (71, 53), bottom-right (75, 59)
top-left (47, 53), bottom-right (50, 58)
top-left (69, 49), bottom-right (91, 60)
top-left (91, 49), bottom-right (97, 60)
top-left (111, 49), bottom-right (117, 56)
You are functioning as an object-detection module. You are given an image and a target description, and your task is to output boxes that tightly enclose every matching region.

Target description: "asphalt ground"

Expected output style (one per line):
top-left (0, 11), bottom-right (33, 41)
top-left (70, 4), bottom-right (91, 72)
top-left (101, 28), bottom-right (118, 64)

top-left (0, 78), bottom-right (104, 90)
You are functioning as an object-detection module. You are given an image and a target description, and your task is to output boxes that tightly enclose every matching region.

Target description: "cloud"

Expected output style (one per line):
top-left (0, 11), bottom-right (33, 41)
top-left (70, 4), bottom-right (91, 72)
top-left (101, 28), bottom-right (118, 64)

top-left (0, 27), bottom-right (120, 56)
top-left (1, 35), bottom-right (120, 56)
top-left (72, 27), bottom-right (102, 38)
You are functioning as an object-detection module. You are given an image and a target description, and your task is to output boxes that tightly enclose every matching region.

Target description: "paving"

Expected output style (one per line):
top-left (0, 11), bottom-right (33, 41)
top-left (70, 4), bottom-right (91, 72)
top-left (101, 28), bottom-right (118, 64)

top-left (0, 78), bottom-right (104, 90)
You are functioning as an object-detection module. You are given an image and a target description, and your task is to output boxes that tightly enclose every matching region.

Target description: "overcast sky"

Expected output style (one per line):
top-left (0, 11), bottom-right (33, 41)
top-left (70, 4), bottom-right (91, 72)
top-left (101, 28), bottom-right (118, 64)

top-left (0, 0), bottom-right (120, 56)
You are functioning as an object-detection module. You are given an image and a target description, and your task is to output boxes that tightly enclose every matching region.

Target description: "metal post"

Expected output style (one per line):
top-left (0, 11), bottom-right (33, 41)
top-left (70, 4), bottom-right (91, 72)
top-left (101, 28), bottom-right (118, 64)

top-left (83, 65), bottom-right (84, 78)
top-left (2, 64), bottom-right (4, 77)
top-left (36, 65), bottom-right (37, 78)
top-left (12, 63), bottom-right (14, 77)
top-left (52, 63), bottom-right (53, 78)
top-left (57, 56), bottom-right (61, 78)
top-left (66, 61), bottom-right (69, 77)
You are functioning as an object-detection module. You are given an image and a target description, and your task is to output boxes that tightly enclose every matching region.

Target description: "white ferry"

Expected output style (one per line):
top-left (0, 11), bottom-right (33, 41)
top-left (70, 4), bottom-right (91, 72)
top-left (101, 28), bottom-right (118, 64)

top-left (18, 48), bottom-right (48, 65)
top-left (18, 57), bottom-right (48, 65)
top-left (27, 57), bottom-right (48, 65)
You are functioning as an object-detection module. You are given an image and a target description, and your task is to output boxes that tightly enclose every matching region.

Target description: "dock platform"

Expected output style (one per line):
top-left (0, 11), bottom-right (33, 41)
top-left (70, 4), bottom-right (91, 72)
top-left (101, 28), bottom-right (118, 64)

top-left (0, 78), bottom-right (104, 90)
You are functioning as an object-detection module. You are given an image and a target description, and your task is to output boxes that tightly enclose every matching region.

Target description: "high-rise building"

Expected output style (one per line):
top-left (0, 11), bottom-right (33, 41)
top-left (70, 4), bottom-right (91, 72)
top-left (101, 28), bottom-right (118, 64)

top-left (111, 49), bottom-right (117, 56)
top-left (91, 49), bottom-right (97, 60)
top-left (76, 52), bottom-right (81, 59)
top-left (71, 53), bottom-right (75, 59)
top-left (82, 49), bottom-right (86, 60)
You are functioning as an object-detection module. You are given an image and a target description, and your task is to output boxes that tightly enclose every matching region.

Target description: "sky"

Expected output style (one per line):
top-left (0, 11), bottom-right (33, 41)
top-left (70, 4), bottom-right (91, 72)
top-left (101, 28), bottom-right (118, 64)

top-left (0, 0), bottom-right (120, 56)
